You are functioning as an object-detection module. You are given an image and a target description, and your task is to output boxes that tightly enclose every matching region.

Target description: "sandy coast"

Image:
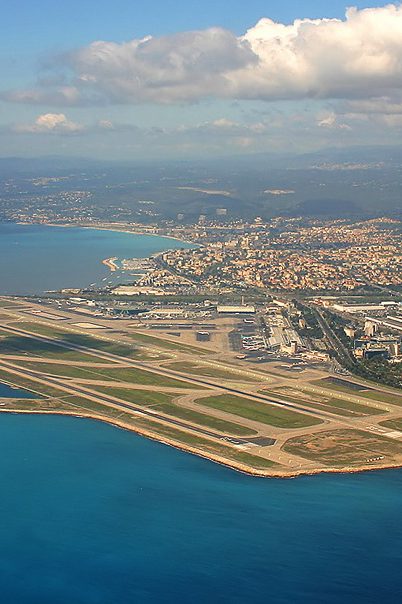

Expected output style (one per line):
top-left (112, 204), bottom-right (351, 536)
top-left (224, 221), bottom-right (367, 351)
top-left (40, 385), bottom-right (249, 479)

top-left (40, 221), bottom-right (197, 247)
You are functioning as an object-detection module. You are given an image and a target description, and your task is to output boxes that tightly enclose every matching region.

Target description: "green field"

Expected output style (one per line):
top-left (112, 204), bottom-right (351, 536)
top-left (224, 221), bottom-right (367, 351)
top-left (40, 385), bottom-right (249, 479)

top-left (0, 333), bottom-right (108, 363)
top-left (195, 394), bottom-right (322, 429)
top-left (164, 361), bottom-right (257, 382)
top-left (379, 418), bottom-right (402, 431)
top-left (262, 387), bottom-right (384, 417)
top-left (153, 402), bottom-right (257, 436)
top-left (313, 378), bottom-right (402, 406)
top-left (13, 361), bottom-right (199, 390)
top-left (9, 322), bottom-right (73, 339)
top-left (10, 322), bottom-right (147, 358)
top-left (84, 386), bottom-right (175, 407)
top-left (80, 384), bottom-right (259, 435)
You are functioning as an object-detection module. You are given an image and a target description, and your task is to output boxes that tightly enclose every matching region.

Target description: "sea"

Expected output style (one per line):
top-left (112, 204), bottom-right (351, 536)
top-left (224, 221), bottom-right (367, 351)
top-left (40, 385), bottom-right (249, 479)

top-left (0, 413), bottom-right (401, 604)
top-left (0, 223), bottom-right (192, 295)
top-left (0, 383), bottom-right (38, 398)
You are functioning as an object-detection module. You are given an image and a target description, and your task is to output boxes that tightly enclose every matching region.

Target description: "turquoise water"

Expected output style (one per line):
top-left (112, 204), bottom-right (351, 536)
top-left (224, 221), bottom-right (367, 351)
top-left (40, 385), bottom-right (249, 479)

top-left (0, 413), bottom-right (401, 603)
top-left (0, 223), bottom-right (191, 295)
top-left (0, 382), bottom-right (37, 398)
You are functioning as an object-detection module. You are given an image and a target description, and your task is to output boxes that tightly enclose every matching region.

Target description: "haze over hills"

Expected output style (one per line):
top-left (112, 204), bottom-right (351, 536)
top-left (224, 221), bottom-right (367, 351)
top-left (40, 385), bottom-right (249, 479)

top-left (1, 145), bottom-right (401, 223)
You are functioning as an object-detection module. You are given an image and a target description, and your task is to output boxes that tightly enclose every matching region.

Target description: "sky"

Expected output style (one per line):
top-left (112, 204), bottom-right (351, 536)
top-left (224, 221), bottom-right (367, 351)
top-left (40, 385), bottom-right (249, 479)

top-left (1, 1), bottom-right (402, 160)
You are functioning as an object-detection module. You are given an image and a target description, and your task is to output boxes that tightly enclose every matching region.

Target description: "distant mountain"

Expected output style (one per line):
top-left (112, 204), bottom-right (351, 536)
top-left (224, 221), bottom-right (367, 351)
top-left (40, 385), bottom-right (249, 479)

top-left (0, 156), bottom-right (103, 175)
top-left (1, 144), bottom-right (402, 172)
top-left (199, 144), bottom-right (402, 171)
top-left (0, 147), bottom-right (400, 221)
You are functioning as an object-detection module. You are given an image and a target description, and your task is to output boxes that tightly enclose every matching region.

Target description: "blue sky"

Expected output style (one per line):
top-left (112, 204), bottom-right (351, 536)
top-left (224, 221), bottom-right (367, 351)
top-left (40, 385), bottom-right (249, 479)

top-left (2, 0), bottom-right (387, 49)
top-left (1, 1), bottom-right (402, 159)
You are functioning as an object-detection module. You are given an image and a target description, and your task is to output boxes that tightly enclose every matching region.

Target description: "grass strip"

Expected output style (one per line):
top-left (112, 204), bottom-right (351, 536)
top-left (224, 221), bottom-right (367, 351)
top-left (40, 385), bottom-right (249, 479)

top-left (164, 361), bottom-right (258, 382)
top-left (262, 388), bottom-right (384, 417)
top-left (196, 394), bottom-right (322, 429)
top-left (313, 378), bottom-right (402, 406)
top-left (14, 361), bottom-right (199, 390)
top-left (152, 402), bottom-right (257, 436)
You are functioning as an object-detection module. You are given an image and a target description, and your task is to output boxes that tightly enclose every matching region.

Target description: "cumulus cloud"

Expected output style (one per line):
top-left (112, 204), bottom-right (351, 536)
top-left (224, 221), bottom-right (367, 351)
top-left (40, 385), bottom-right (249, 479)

top-left (4, 5), bottom-right (402, 107)
top-left (14, 113), bottom-right (84, 134)
top-left (62, 28), bottom-right (255, 104)
top-left (238, 5), bottom-right (402, 101)
top-left (317, 112), bottom-right (352, 130)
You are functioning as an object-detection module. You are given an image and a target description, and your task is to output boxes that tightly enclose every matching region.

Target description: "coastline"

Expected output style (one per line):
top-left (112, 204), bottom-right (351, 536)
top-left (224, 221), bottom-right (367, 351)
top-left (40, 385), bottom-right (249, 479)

top-left (35, 221), bottom-right (197, 247)
top-left (3, 221), bottom-right (195, 293)
top-left (1, 407), bottom-right (400, 480)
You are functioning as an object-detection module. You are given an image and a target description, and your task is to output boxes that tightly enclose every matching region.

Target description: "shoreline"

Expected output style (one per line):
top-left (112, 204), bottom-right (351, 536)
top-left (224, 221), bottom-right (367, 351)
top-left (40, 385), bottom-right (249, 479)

top-left (3, 220), bottom-right (195, 293)
top-left (1, 407), bottom-right (401, 480)
top-left (25, 221), bottom-right (198, 247)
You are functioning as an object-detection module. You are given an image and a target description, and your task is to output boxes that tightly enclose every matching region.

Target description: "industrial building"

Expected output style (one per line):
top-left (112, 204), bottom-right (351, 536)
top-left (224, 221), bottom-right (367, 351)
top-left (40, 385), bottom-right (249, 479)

top-left (217, 305), bottom-right (256, 315)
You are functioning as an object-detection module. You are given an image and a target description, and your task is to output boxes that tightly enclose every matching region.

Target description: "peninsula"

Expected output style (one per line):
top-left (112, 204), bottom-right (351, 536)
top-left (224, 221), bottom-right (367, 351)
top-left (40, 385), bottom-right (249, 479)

top-left (1, 295), bottom-right (402, 478)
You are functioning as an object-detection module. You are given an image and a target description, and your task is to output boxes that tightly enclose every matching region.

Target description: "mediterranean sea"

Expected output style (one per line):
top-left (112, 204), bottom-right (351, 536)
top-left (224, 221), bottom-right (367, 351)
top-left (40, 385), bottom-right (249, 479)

top-left (0, 413), bottom-right (401, 603)
top-left (0, 223), bottom-right (191, 295)
top-left (0, 382), bottom-right (38, 398)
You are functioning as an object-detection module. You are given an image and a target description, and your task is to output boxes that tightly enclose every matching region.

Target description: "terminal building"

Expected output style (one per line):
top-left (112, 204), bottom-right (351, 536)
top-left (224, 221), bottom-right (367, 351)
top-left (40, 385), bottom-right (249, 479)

top-left (333, 303), bottom-right (388, 314)
top-left (217, 305), bottom-right (256, 315)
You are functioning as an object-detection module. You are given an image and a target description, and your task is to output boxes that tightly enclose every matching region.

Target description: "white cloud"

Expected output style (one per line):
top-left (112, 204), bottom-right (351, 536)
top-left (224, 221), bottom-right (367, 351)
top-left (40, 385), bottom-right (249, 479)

top-left (210, 118), bottom-right (238, 128)
top-left (14, 113), bottom-right (84, 134)
top-left (4, 5), bottom-right (402, 107)
top-left (178, 117), bottom-right (271, 139)
top-left (238, 5), bottom-right (402, 101)
top-left (98, 119), bottom-right (114, 129)
top-left (317, 112), bottom-right (352, 130)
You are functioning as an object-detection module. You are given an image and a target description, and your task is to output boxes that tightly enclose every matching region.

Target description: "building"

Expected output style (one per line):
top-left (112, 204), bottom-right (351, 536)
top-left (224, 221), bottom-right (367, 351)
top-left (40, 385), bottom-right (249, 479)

top-left (366, 316), bottom-right (402, 334)
top-left (353, 334), bottom-right (400, 360)
top-left (217, 305), bottom-right (256, 315)
top-left (364, 320), bottom-right (377, 337)
top-left (333, 304), bottom-right (386, 314)
top-left (290, 341), bottom-right (298, 355)
top-left (363, 348), bottom-right (390, 360)
top-left (344, 326), bottom-right (356, 338)
top-left (196, 331), bottom-right (211, 342)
